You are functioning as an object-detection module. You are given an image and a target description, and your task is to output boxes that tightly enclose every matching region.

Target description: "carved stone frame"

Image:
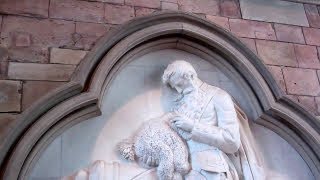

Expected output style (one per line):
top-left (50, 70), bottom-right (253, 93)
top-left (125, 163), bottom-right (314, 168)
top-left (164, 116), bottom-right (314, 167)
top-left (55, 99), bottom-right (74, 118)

top-left (0, 11), bottom-right (319, 179)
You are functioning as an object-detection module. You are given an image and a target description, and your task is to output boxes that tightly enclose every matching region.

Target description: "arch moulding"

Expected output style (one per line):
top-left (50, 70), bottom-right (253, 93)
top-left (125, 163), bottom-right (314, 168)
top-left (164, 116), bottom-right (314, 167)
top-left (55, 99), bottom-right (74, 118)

top-left (0, 11), bottom-right (319, 179)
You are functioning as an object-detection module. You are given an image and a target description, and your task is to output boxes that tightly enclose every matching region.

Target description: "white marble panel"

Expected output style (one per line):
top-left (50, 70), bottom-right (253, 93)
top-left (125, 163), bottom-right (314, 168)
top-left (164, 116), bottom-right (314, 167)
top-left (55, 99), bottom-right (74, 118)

top-left (251, 123), bottom-right (315, 180)
top-left (30, 136), bottom-right (62, 179)
top-left (61, 118), bottom-right (105, 175)
top-left (30, 49), bottom-right (314, 179)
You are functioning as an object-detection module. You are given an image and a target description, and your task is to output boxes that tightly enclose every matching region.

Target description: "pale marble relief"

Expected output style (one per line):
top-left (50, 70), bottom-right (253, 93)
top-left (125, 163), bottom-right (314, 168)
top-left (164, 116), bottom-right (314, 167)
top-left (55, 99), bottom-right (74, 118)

top-left (30, 49), bottom-right (314, 180)
top-left (63, 61), bottom-right (264, 180)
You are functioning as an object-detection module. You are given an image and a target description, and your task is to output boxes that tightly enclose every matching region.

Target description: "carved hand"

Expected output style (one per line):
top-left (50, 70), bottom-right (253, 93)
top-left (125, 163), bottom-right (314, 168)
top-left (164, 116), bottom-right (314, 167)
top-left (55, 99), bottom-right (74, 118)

top-left (171, 117), bottom-right (194, 132)
top-left (142, 154), bottom-right (158, 167)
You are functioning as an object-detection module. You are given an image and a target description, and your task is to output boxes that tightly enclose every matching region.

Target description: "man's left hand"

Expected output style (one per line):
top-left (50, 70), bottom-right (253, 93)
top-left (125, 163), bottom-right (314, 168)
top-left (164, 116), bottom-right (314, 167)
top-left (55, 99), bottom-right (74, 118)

top-left (171, 117), bottom-right (194, 132)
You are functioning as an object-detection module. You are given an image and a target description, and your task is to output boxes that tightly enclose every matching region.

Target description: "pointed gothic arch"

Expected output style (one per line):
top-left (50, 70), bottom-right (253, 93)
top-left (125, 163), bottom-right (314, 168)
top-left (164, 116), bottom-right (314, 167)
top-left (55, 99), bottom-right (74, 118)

top-left (0, 11), bottom-right (319, 179)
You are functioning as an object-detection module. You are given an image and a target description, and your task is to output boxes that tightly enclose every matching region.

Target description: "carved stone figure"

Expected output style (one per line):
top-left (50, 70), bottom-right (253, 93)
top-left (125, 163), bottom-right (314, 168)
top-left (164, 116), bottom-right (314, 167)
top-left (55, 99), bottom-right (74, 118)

top-left (64, 60), bottom-right (265, 180)
top-left (143, 60), bottom-right (265, 180)
top-left (161, 60), bottom-right (240, 179)
top-left (117, 114), bottom-right (190, 180)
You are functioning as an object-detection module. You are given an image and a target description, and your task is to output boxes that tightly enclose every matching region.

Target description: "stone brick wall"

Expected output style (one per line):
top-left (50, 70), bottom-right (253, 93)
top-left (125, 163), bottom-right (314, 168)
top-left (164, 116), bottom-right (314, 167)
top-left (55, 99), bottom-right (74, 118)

top-left (1, 0), bottom-right (320, 133)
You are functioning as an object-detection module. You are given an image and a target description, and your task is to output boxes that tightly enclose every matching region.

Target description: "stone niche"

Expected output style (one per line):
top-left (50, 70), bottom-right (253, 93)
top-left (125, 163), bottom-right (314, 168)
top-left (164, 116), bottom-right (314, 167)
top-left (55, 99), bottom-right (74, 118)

top-left (1, 12), bottom-right (319, 180)
top-left (29, 49), bottom-right (313, 180)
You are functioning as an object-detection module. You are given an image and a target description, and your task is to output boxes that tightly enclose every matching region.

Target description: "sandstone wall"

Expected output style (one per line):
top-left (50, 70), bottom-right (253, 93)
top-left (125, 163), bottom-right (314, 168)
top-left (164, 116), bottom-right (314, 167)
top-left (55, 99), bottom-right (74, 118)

top-left (1, 0), bottom-right (320, 138)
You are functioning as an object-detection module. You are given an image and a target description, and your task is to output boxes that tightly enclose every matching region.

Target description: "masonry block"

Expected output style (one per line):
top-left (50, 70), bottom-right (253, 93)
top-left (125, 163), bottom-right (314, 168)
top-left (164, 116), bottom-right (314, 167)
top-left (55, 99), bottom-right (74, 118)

top-left (161, 2), bottom-right (178, 10)
top-left (178, 0), bottom-right (219, 16)
top-left (274, 24), bottom-right (305, 44)
top-left (8, 47), bottom-right (49, 63)
top-left (50, 48), bottom-right (87, 65)
top-left (22, 81), bottom-right (64, 110)
top-left (75, 22), bottom-right (112, 50)
top-left (229, 19), bottom-right (276, 40)
top-left (135, 7), bottom-right (157, 17)
top-left (303, 27), bottom-right (320, 46)
top-left (297, 96), bottom-right (317, 115)
top-left (0, 0), bottom-right (49, 18)
top-left (50, 0), bottom-right (104, 23)
top-left (0, 113), bottom-right (17, 142)
top-left (1, 16), bottom-right (75, 48)
top-left (283, 67), bottom-right (320, 96)
top-left (267, 65), bottom-right (286, 92)
top-left (240, 0), bottom-right (309, 26)
top-left (220, 0), bottom-right (241, 18)
top-left (0, 47), bottom-right (8, 79)
top-left (256, 40), bottom-right (297, 67)
top-left (294, 44), bottom-right (320, 69)
top-left (0, 80), bottom-right (22, 112)
top-left (315, 97), bottom-right (320, 115)
top-left (95, 0), bottom-right (124, 4)
top-left (239, 38), bottom-right (257, 54)
top-left (126, 0), bottom-right (160, 8)
top-left (304, 4), bottom-right (320, 28)
top-left (8, 62), bottom-right (76, 81)
top-left (105, 4), bottom-right (135, 24)
top-left (205, 15), bottom-right (230, 30)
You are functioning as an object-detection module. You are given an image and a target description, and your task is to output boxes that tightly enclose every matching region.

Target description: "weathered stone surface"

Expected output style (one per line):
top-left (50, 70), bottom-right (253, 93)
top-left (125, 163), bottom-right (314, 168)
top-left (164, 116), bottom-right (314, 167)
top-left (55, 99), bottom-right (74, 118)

top-left (0, 113), bottom-right (17, 142)
top-left (0, 80), bottom-right (22, 112)
top-left (229, 19), bottom-right (276, 40)
top-left (0, 61), bottom-right (8, 79)
top-left (177, 0), bottom-right (219, 15)
top-left (50, 48), bottom-right (87, 65)
top-left (0, 47), bottom-right (8, 79)
top-left (297, 96), bottom-right (317, 115)
top-left (240, 0), bottom-right (309, 26)
top-left (22, 81), bottom-right (64, 110)
top-left (75, 22), bottom-right (112, 50)
top-left (286, 94), bottom-right (298, 102)
top-left (135, 7), bottom-right (157, 17)
top-left (283, 67), bottom-right (320, 96)
top-left (239, 38), bottom-right (257, 54)
top-left (126, 0), bottom-right (160, 8)
top-left (294, 44), bottom-right (320, 69)
top-left (13, 32), bottom-right (32, 47)
top-left (274, 24), bottom-right (305, 44)
top-left (161, 2), bottom-right (178, 10)
top-left (315, 97), bottom-right (320, 115)
top-left (0, 0), bottom-right (49, 18)
top-left (105, 4), bottom-right (135, 24)
top-left (267, 65), bottom-right (286, 92)
top-left (220, 0), bottom-right (241, 18)
top-left (205, 15), bottom-right (230, 30)
top-left (7, 47), bottom-right (49, 63)
top-left (303, 27), bottom-right (320, 46)
top-left (1, 17), bottom-right (51, 63)
top-left (8, 62), bottom-right (76, 81)
top-left (256, 40), bottom-right (297, 67)
top-left (161, 0), bottom-right (177, 3)
top-left (304, 4), bottom-right (320, 28)
top-left (96, 0), bottom-right (124, 4)
top-left (50, 0), bottom-right (104, 23)
top-left (1, 16), bottom-right (75, 48)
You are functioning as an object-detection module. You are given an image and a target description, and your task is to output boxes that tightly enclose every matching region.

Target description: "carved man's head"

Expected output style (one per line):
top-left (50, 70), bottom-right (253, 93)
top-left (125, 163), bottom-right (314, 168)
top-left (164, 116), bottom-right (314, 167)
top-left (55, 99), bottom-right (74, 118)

top-left (162, 60), bottom-right (197, 94)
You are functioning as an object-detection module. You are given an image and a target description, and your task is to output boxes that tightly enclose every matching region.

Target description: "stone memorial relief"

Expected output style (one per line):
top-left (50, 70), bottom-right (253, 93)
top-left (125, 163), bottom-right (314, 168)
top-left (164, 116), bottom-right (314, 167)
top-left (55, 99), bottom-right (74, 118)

top-left (29, 49), bottom-right (314, 180)
top-left (64, 60), bottom-right (264, 180)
